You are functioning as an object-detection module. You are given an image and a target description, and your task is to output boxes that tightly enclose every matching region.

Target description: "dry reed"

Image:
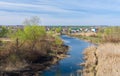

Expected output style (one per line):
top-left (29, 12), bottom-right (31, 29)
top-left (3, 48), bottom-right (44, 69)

top-left (83, 43), bottom-right (120, 76)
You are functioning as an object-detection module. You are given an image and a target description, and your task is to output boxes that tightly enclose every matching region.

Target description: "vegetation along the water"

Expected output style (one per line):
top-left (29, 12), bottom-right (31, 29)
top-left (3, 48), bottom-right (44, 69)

top-left (0, 17), bottom-right (68, 76)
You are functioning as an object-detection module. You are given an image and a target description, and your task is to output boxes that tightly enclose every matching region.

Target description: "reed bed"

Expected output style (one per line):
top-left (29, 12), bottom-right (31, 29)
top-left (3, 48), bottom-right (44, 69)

top-left (83, 43), bottom-right (120, 76)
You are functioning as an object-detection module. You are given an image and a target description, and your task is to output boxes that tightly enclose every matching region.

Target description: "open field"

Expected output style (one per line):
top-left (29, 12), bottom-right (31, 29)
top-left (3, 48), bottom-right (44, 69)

top-left (70, 32), bottom-right (101, 44)
top-left (70, 26), bottom-right (120, 44)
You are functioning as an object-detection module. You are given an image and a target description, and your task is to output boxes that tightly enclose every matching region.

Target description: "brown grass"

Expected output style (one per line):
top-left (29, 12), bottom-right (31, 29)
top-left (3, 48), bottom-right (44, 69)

top-left (82, 46), bottom-right (97, 76)
top-left (71, 32), bottom-right (97, 37)
top-left (82, 43), bottom-right (120, 76)
top-left (0, 35), bottom-right (68, 72)
top-left (102, 34), bottom-right (120, 43)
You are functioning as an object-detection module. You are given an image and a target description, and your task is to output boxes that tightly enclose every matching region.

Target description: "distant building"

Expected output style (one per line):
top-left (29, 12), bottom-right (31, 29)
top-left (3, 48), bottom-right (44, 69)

top-left (91, 28), bottom-right (96, 32)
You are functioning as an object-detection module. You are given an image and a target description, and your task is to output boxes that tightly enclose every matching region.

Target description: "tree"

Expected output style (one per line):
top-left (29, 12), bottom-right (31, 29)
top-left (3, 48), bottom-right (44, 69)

top-left (56, 27), bottom-right (62, 33)
top-left (23, 16), bottom-right (40, 25)
top-left (55, 36), bottom-right (63, 46)
top-left (12, 16), bottom-right (46, 51)
top-left (0, 26), bottom-right (8, 37)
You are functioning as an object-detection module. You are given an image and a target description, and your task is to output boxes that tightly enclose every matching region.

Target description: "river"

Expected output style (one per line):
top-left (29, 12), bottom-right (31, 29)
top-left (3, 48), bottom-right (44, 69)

top-left (41, 35), bottom-right (92, 76)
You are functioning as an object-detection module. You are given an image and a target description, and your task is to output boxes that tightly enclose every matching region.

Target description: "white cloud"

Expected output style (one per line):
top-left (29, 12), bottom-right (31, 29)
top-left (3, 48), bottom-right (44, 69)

top-left (0, 0), bottom-right (120, 25)
top-left (0, 1), bottom-right (70, 13)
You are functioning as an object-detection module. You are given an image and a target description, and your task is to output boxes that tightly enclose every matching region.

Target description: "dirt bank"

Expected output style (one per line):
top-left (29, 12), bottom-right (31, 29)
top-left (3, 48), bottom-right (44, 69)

top-left (81, 43), bottom-right (120, 76)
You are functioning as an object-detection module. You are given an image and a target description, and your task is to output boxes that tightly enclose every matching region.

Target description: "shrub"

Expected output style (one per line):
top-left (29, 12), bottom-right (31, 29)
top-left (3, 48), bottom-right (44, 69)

top-left (102, 27), bottom-right (120, 43)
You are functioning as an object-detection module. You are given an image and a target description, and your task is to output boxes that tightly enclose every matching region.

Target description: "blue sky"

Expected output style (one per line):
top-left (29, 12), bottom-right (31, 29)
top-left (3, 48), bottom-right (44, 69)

top-left (0, 0), bottom-right (120, 25)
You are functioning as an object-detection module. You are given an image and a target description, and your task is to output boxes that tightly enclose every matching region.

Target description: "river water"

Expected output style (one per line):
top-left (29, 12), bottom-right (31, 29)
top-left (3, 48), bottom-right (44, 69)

top-left (41, 35), bottom-right (92, 76)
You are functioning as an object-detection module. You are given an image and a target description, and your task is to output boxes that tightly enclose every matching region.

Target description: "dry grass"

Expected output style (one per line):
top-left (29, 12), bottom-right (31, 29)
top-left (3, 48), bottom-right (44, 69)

top-left (102, 34), bottom-right (120, 43)
top-left (82, 46), bottom-right (97, 76)
top-left (71, 32), bottom-right (97, 37)
top-left (0, 36), bottom-right (68, 72)
top-left (96, 43), bottom-right (120, 76)
top-left (0, 60), bottom-right (28, 71)
top-left (82, 43), bottom-right (120, 76)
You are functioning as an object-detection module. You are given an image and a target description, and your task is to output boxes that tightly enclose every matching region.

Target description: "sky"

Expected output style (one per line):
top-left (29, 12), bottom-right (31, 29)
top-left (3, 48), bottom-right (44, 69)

top-left (0, 0), bottom-right (120, 25)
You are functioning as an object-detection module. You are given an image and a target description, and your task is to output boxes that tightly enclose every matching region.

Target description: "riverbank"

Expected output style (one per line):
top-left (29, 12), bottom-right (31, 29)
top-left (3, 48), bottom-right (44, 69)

top-left (70, 27), bottom-right (120, 76)
top-left (68, 32), bottom-right (101, 44)
top-left (0, 44), bottom-right (69, 76)
top-left (0, 34), bottom-right (69, 76)
top-left (0, 24), bottom-right (70, 76)
top-left (81, 43), bottom-right (120, 76)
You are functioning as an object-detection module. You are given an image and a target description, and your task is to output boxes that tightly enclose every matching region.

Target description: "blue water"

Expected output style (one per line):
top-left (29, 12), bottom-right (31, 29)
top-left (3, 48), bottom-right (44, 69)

top-left (41, 35), bottom-right (92, 76)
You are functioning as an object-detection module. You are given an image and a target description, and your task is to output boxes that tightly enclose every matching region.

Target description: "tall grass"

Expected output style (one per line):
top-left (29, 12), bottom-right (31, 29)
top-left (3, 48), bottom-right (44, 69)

top-left (82, 43), bottom-right (120, 76)
top-left (100, 26), bottom-right (120, 43)
top-left (96, 43), bottom-right (120, 76)
top-left (82, 46), bottom-right (97, 76)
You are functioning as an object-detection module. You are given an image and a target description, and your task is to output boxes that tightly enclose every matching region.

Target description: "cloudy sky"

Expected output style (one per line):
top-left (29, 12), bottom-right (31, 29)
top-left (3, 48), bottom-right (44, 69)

top-left (0, 0), bottom-right (120, 25)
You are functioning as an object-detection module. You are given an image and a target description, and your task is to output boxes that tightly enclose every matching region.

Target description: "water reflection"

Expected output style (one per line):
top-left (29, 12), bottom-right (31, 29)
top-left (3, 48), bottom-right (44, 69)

top-left (41, 35), bottom-right (92, 76)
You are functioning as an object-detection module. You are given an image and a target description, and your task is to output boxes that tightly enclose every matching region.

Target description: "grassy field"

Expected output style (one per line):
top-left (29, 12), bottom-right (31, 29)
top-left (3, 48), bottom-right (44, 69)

top-left (70, 26), bottom-right (120, 44)
top-left (70, 32), bottom-right (101, 44)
